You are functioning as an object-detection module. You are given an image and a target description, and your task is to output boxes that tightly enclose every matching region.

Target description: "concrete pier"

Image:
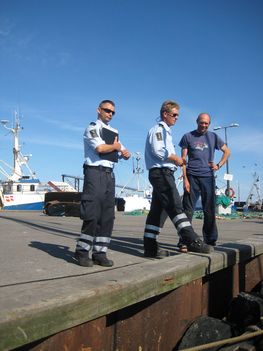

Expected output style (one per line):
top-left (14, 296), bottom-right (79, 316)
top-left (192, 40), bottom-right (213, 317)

top-left (0, 211), bottom-right (263, 350)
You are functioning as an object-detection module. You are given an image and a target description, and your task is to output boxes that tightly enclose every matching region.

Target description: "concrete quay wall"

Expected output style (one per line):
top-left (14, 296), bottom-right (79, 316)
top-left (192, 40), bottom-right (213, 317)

top-left (0, 212), bottom-right (263, 350)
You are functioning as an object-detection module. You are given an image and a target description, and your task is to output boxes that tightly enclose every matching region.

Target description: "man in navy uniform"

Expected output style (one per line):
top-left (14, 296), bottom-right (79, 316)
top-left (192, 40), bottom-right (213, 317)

top-left (75, 100), bottom-right (131, 267)
top-left (143, 100), bottom-right (214, 258)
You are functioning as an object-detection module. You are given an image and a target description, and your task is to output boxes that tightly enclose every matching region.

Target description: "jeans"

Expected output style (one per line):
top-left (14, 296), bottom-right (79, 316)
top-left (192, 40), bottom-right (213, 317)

top-left (183, 174), bottom-right (218, 244)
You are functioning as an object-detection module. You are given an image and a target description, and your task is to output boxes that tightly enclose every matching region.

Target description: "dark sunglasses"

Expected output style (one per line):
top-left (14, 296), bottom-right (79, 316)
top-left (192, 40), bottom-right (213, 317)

top-left (101, 108), bottom-right (115, 115)
top-left (167, 112), bottom-right (179, 118)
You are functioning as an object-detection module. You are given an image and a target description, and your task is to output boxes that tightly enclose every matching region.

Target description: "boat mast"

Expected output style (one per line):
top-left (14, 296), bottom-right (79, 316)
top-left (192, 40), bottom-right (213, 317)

top-left (116, 152), bottom-right (146, 196)
top-left (133, 152), bottom-right (144, 192)
top-left (246, 172), bottom-right (262, 208)
top-left (0, 111), bottom-right (35, 181)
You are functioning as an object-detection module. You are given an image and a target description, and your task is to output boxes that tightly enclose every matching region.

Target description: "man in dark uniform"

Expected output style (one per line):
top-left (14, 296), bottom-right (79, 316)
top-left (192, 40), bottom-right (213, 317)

top-left (143, 100), bottom-right (214, 258)
top-left (75, 100), bottom-right (131, 267)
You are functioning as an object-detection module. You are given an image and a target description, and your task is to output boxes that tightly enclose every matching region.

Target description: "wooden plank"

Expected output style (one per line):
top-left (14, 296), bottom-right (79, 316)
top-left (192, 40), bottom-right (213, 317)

top-left (0, 256), bottom-right (208, 351)
top-left (245, 255), bottom-right (263, 292)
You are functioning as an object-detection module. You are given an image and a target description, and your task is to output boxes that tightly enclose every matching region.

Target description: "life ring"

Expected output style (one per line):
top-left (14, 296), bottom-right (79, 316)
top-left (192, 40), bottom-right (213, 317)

top-left (225, 187), bottom-right (235, 198)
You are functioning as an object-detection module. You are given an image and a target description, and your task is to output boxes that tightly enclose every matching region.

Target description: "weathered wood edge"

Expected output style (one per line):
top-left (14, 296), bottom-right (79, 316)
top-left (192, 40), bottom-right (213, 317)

top-left (0, 238), bottom-right (262, 351)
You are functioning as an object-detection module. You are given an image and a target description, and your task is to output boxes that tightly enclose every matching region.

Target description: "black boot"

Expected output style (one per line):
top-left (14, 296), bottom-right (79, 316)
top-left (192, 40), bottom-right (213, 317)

top-left (75, 251), bottom-right (94, 267)
top-left (144, 237), bottom-right (169, 259)
top-left (92, 252), bottom-right (114, 267)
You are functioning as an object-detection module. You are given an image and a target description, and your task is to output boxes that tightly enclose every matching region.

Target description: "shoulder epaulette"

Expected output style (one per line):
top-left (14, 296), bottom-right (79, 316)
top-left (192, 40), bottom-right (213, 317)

top-left (90, 122), bottom-right (96, 126)
top-left (158, 123), bottom-right (164, 128)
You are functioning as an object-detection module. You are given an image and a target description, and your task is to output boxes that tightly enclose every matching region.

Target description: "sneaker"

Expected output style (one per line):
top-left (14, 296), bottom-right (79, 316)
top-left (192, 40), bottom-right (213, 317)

top-left (187, 239), bottom-right (214, 254)
top-left (92, 253), bottom-right (114, 267)
top-left (75, 251), bottom-right (93, 267)
top-left (144, 248), bottom-right (170, 259)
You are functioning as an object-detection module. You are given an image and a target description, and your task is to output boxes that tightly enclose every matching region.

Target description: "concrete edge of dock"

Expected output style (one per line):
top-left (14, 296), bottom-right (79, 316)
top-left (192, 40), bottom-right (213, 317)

top-left (1, 237), bottom-right (263, 351)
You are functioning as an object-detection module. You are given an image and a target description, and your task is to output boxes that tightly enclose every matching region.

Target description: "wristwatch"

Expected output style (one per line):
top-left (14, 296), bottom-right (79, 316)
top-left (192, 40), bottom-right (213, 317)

top-left (217, 163), bottom-right (221, 169)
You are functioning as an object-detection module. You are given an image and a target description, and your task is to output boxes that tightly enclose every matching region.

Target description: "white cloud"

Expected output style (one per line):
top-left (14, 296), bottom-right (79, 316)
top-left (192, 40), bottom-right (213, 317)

top-left (0, 28), bottom-right (10, 37)
top-left (26, 136), bottom-right (82, 150)
top-left (225, 130), bottom-right (263, 154)
top-left (32, 114), bottom-right (83, 132)
top-left (0, 18), bottom-right (13, 38)
top-left (57, 51), bottom-right (71, 67)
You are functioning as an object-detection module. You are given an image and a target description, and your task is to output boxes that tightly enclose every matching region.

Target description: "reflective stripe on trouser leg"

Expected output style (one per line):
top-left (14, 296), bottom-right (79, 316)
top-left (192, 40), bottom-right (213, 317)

top-left (172, 213), bottom-right (196, 244)
top-left (76, 233), bottom-right (93, 252)
top-left (147, 168), bottom-right (198, 245)
top-left (144, 224), bottom-right (161, 241)
top-left (93, 236), bottom-right (111, 253)
top-left (144, 224), bottom-right (160, 253)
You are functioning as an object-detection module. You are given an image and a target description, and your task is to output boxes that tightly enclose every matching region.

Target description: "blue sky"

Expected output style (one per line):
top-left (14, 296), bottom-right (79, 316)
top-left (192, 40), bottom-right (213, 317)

top-left (0, 0), bottom-right (262, 201)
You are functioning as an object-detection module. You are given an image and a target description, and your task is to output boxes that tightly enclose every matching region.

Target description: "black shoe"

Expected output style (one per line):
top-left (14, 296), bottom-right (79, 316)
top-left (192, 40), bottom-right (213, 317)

top-left (206, 241), bottom-right (216, 246)
top-left (144, 236), bottom-right (169, 259)
top-left (187, 239), bottom-right (214, 254)
top-left (75, 251), bottom-right (93, 267)
top-left (92, 253), bottom-right (114, 267)
top-left (144, 248), bottom-right (170, 259)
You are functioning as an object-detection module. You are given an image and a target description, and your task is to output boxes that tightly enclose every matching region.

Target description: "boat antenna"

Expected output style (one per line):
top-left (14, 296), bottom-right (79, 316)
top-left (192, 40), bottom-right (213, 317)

top-left (246, 172), bottom-right (262, 208)
top-left (0, 111), bottom-right (35, 180)
top-left (134, 152), bottom-right (144, 191)
top-left (116, 152), bottom-right (146, 195)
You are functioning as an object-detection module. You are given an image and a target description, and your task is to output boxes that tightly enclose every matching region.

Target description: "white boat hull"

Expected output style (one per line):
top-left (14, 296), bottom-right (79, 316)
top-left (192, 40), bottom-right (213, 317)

top-left (1, 193), bottom-right (45, 211)
top-left (0, 112), bottom-right (76, 212)
top-left (121, 195), bottom-right (151, 212)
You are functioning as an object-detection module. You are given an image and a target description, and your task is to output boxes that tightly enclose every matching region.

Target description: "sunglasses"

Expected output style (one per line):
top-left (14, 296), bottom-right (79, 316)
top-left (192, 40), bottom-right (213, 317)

top-left (101, 108), bottom-right (115, 115)
top-left (167, 112), bottom-right (179, 118)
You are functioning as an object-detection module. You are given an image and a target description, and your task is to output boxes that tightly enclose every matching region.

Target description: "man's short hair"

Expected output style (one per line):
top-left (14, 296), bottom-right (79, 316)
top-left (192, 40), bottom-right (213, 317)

top-left (196, 113), bottom-right (211, 124)
top-left (160, 100), bottom-right (180, 116)
top-left (99, 100), bottom-right (115, 107)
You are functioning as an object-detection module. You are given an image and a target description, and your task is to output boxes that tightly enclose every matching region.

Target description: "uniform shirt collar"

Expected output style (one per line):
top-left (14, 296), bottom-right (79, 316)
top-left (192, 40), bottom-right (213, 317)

top-left (97, 118), bottom-right (109, 128)
top-left (159, 120), bottom-right (171, 133)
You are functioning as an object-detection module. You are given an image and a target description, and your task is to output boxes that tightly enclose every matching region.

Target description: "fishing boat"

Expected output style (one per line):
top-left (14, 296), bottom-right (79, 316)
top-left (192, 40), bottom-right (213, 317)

top-left (115, 152), bottom-right (152, 212)
top-left (0, 111), bottom-right (75, 211)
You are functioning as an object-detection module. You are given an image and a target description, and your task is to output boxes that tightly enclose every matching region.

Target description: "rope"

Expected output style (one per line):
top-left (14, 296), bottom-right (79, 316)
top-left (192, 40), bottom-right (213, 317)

top-left (179, 328), bottom-right (263, 351)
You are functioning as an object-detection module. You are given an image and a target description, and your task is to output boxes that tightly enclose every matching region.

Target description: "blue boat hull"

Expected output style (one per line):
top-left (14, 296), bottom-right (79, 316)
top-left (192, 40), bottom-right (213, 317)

top-left (3, 202), bottom-right (44, 211)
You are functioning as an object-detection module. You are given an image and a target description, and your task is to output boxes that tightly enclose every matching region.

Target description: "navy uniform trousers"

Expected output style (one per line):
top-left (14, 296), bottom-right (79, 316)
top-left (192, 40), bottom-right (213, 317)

top-left (144, 168), bottom-right (198, 248)
top-left (76, 165), bottom-right (115, 256)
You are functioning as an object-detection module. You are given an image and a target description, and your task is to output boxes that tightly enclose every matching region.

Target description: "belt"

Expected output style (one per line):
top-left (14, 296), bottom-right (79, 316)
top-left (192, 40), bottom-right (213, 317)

top-left (150, 167), bottom-right (175, 174)
top-left (85, 165), bottom-right (113, 173)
